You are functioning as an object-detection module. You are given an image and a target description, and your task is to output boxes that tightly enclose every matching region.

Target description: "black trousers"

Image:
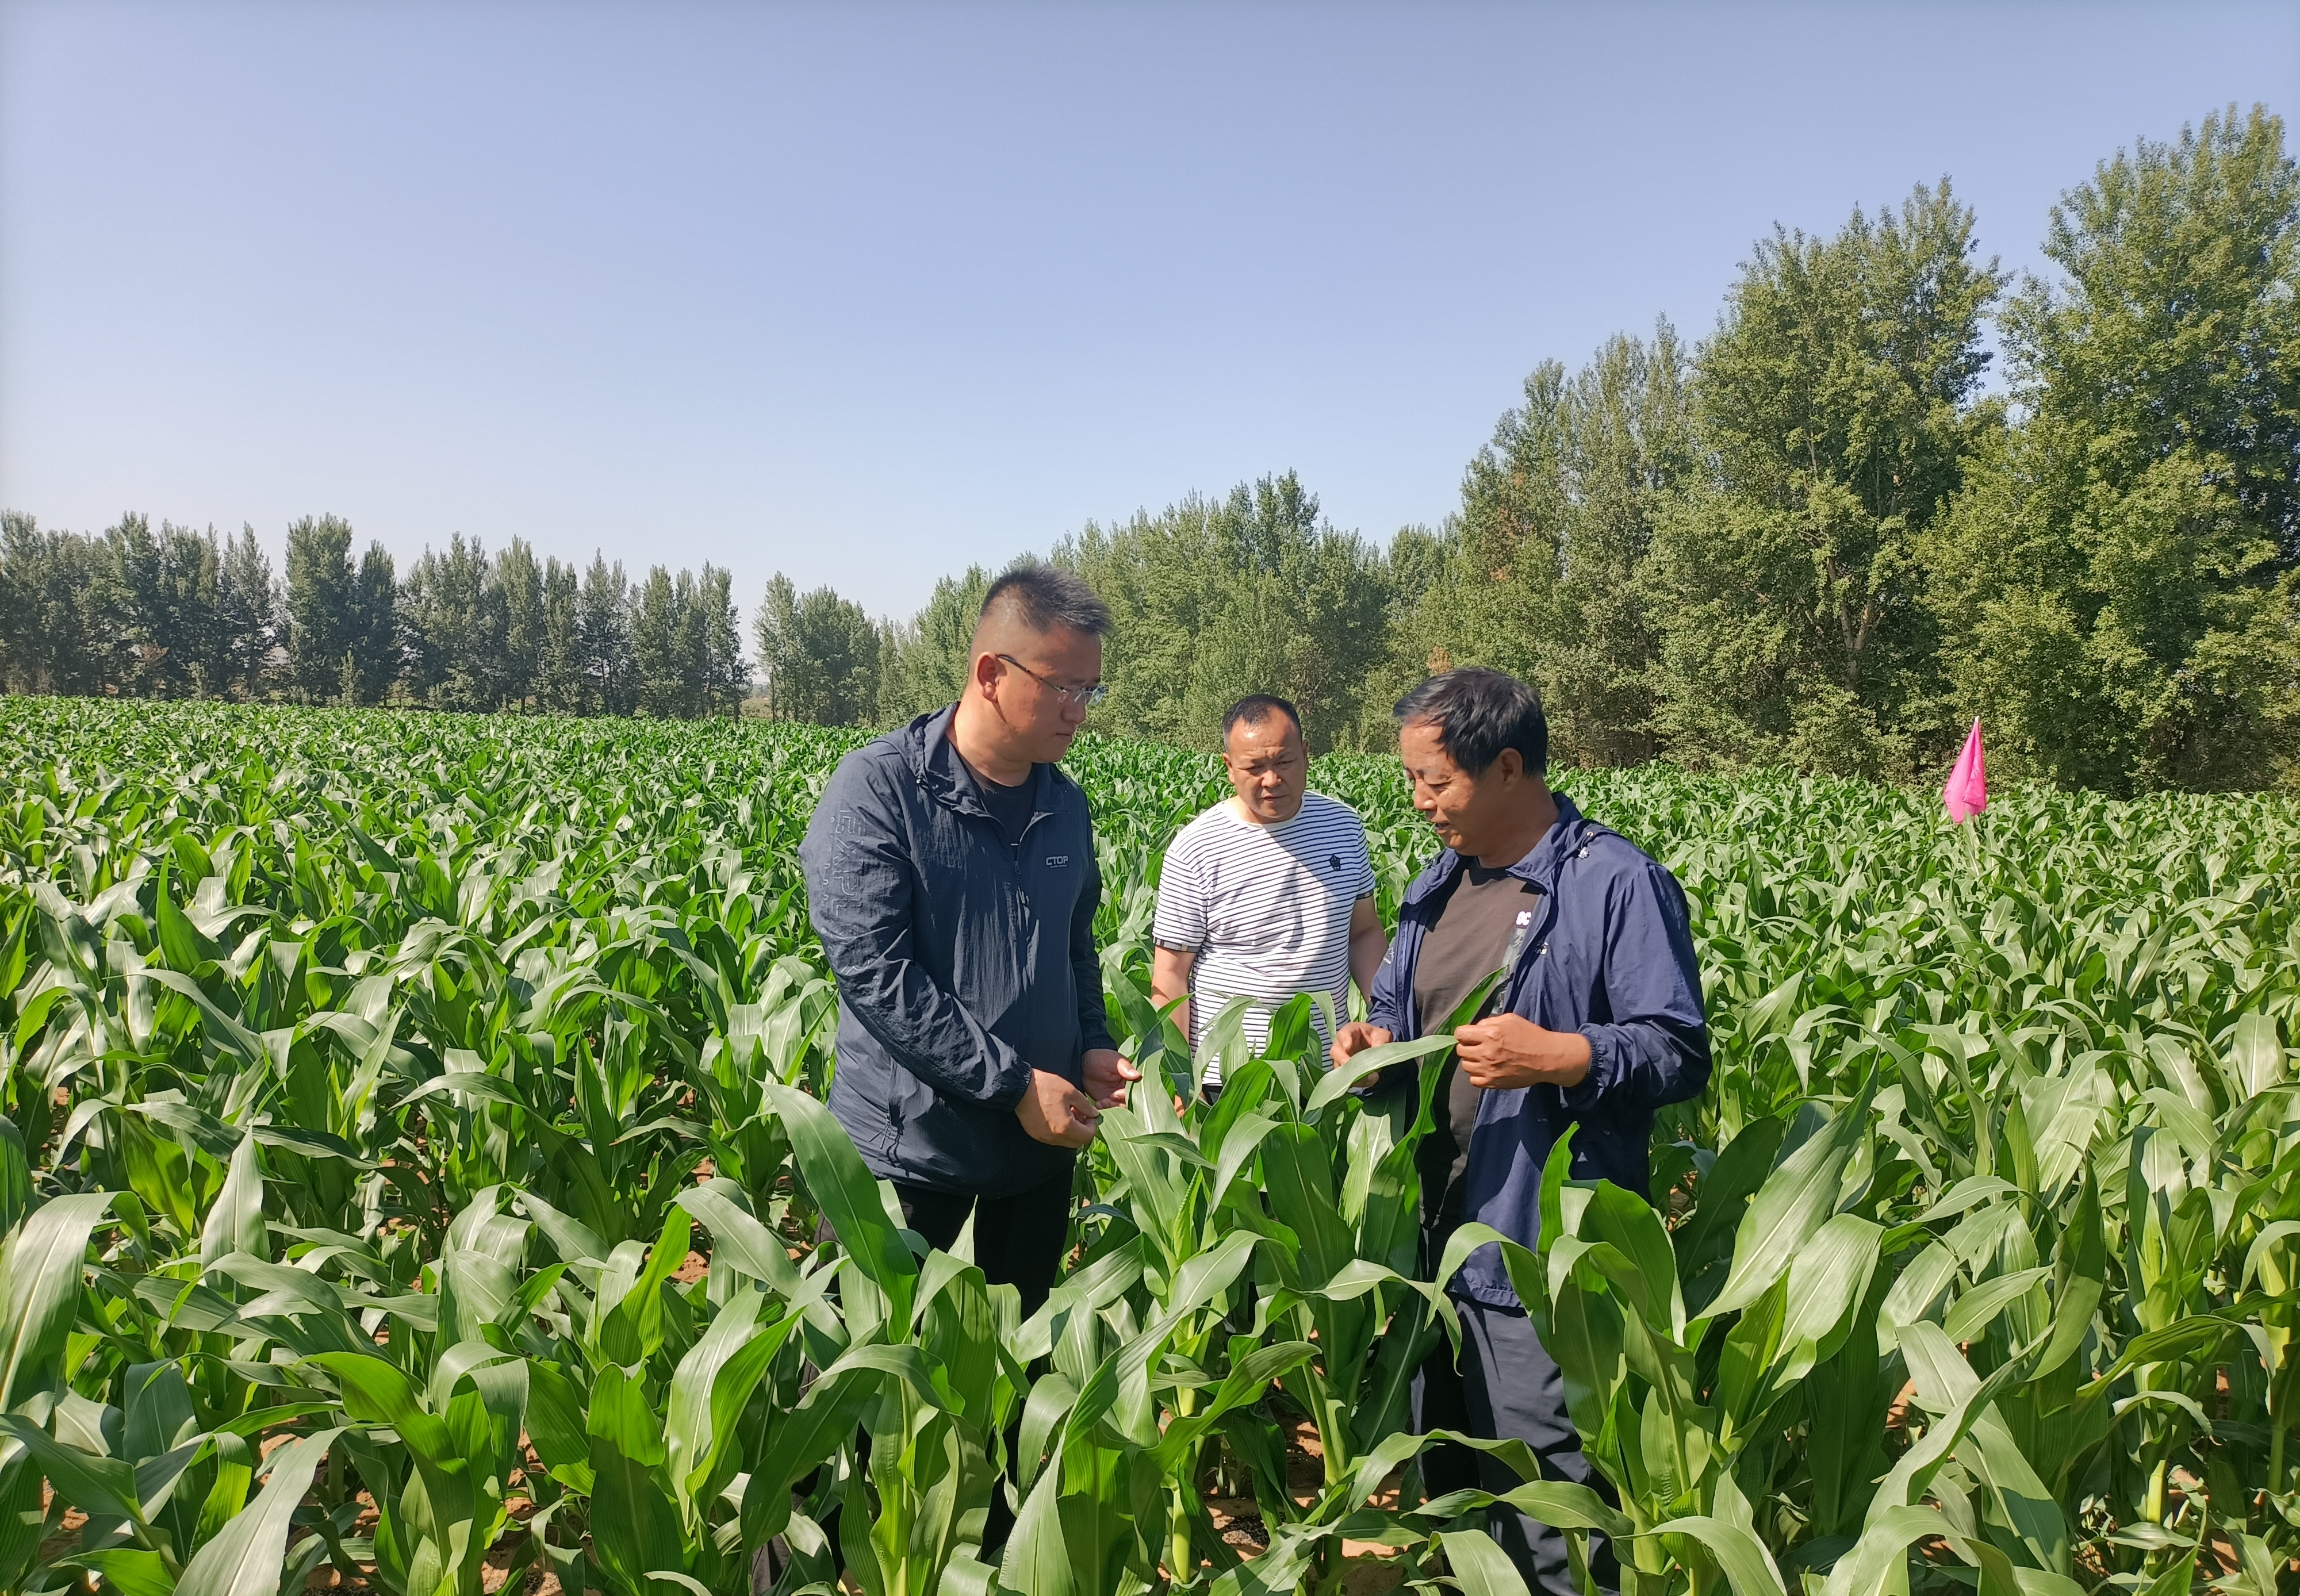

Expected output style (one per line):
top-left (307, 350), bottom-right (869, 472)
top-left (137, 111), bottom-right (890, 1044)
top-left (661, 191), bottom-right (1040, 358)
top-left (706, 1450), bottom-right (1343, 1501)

top-left (1416, 1233), bottom-right (1617, 1596)
top-left (886, 1161), bottom-right (1076, 1319)
top-left (757, 1164), bottom-right (1074, 1593)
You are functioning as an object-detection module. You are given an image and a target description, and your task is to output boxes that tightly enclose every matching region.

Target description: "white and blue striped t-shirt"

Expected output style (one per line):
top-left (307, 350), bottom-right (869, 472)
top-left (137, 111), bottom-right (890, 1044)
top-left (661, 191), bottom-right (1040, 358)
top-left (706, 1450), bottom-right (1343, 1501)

top-left (1152, 791), bottom-right (1378, 1082)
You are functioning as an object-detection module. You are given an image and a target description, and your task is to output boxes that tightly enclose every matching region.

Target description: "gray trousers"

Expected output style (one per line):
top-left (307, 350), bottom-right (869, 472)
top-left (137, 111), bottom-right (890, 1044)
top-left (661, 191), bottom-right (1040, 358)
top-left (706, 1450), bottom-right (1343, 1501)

top-left (1414, 1280), bottom-right (1618, 1596)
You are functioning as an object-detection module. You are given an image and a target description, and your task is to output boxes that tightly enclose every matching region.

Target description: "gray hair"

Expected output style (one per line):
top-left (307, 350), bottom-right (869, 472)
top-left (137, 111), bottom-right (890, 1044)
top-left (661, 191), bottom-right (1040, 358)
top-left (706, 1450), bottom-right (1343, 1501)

top-left (978, 561), bottom-right (1113, 639)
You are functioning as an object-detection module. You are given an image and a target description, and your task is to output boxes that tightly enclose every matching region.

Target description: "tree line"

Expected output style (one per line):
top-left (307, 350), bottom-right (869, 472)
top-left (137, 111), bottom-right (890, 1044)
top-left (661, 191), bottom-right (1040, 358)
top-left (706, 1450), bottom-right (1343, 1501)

top-left (7, 106), bottom-right (2295, 791)
top-left (0, 515), bottom-right (749, 718)
top-left (756, 105), bottom-right (2299, 794)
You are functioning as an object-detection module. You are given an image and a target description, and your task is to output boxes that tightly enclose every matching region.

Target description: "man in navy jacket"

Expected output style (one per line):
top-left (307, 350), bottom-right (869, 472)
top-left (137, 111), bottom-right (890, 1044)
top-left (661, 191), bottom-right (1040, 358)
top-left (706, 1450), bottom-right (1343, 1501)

top-left (799, 563), bottom-right (1141, 1319)
top-left (1330, 667), bottom-right (1709, 1596)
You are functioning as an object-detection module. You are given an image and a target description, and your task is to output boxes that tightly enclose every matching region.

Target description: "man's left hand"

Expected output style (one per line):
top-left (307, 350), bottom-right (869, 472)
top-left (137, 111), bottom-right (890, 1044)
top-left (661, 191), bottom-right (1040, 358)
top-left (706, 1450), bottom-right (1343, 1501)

top-left (1082, 1049), bottom-right (1143, 1109)
top-left (1452, 1014), bottom-right (1593, 1090)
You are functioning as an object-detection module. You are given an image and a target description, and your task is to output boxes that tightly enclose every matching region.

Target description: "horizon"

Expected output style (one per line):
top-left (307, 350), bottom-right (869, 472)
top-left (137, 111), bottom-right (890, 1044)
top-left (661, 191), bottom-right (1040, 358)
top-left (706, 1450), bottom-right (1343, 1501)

top-left (3, 1), bottom-right (2295, 644)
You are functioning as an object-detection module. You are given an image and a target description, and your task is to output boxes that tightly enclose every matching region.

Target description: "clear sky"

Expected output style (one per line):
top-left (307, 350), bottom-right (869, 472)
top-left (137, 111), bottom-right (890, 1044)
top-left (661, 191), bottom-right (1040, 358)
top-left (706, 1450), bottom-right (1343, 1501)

top-left (3, 1), bottom-right (2294, 631)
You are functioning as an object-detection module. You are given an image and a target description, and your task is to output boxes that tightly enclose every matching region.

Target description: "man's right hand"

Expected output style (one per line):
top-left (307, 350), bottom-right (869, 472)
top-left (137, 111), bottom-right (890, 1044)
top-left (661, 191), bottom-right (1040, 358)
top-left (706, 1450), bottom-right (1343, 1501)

top-left (1018, 1068), bottom-right (1101, 1148)
top-left (1328, 1021), bottom-right (1394, 1072)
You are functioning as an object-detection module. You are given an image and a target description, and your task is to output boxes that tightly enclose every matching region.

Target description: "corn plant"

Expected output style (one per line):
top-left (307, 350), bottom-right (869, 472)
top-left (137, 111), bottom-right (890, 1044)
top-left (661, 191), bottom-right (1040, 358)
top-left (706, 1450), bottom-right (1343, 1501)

top-left (2, 699), bottom-right (2297, 1596)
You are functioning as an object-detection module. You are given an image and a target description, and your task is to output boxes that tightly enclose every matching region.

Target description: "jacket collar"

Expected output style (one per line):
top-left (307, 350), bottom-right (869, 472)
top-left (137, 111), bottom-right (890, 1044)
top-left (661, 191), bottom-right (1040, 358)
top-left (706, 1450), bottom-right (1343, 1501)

top-left (1400, 789), bottom-right (1594, 908)
top-left (899, 704), bottom-right (1056, 822)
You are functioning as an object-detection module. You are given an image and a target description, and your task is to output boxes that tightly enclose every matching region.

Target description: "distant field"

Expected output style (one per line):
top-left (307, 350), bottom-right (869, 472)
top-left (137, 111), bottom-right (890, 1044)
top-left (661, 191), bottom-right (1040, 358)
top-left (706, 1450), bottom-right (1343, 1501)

top-left (2, 696), bottom-right (2295, 1596)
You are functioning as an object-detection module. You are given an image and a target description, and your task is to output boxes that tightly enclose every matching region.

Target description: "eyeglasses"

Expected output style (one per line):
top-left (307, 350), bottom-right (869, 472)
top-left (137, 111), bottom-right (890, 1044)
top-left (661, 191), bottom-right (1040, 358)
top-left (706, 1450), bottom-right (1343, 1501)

top-left (996, 654), bottom-right (1108, 708)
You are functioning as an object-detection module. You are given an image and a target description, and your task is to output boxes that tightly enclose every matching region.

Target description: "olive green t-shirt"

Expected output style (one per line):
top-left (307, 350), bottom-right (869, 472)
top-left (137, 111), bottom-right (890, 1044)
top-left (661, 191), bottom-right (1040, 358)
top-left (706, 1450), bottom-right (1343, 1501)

top-left (1413, 861), bottom-right (1542, 1221)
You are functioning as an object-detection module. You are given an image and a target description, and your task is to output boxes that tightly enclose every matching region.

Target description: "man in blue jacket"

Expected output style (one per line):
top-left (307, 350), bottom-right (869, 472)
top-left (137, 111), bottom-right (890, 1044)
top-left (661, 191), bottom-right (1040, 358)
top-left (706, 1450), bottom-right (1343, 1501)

top-left (798, 563), bottom-right (1140, 1319)
top-left (1330, 667), bottom-right (1709, 1596)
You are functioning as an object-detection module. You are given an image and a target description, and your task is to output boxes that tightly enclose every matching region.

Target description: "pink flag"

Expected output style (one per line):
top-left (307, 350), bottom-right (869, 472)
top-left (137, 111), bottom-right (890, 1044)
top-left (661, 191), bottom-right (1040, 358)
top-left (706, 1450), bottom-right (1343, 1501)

top-left (1943, 718), bottom-right (1987, 823)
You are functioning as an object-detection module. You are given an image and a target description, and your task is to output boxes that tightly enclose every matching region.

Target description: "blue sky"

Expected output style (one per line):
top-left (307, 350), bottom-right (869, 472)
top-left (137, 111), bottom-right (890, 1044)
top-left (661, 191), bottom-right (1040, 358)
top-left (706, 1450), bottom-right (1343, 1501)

top-left (3, 1), bottom-right (2294, 630)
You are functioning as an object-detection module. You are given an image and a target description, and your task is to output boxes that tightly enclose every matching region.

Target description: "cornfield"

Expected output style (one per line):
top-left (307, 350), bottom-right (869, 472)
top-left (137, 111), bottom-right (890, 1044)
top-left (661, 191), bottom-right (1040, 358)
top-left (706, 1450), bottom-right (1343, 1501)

top-left (2, 697), bottom-right (2296, 1596)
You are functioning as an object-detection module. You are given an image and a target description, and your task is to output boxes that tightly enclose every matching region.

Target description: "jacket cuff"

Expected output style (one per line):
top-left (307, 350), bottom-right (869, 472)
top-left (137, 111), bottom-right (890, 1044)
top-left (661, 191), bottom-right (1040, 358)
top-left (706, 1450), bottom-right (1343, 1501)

top-left (982, 1043), bottom-right (1035, 1111)
top-left (1561, 1026), bottom-right (1616, 1110)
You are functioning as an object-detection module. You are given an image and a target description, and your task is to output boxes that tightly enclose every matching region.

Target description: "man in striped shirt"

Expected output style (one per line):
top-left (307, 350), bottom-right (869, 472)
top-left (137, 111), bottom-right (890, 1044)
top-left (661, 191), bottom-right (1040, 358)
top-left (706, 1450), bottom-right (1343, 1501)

top-left (1152, 695), bottom-right (1386, 1094)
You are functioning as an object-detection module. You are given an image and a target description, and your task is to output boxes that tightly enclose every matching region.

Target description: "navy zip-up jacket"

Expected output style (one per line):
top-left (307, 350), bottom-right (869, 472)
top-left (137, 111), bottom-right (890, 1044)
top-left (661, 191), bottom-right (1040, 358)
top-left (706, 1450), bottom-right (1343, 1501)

top-left (799, 706), bottom-right (1114, 1198)
top-left (1371, 792), bottom-right (1711, 1309)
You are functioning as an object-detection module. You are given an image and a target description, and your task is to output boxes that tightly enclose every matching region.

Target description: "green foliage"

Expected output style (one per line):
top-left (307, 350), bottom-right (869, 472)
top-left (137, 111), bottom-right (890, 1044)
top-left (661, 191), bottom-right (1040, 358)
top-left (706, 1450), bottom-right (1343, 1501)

top-left (1406, 326), bottom-right (1695, 768)
top-left (754, 574), bottom-right (882, 726)
top-left (1644, 179), bottom-right (2005, 778)
top-left (878, 565), bottom-right (992, 724)
top-left (400, 533), bottom-right (501, 711)
top-left (1057, 474), bottom-right (1396, 753)
top-left (3, 516), bottom-right (744, 722)
top-left (278, 515), bottom-right (400, 707)
top-left (1925, 105), bottom-right (2300, 794)
top-left (2, 699), bottom-right (2298, 1596)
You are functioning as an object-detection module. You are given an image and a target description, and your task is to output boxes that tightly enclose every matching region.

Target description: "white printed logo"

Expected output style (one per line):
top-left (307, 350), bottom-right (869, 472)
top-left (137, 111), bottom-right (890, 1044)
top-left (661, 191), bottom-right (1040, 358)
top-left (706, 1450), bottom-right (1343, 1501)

top-left (1045, 855), bottom-right (1071, 868)
top-left (1515, 910), bottom-right (1533, 926)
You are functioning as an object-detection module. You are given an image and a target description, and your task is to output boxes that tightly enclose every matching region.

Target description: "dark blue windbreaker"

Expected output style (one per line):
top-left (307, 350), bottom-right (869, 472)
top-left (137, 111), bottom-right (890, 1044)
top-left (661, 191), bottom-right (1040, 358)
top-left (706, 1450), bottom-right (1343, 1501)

top-left (1370, 792), bottom-right (1711, 1309)
top-left (799, 706), bottom-right (1114, 1198)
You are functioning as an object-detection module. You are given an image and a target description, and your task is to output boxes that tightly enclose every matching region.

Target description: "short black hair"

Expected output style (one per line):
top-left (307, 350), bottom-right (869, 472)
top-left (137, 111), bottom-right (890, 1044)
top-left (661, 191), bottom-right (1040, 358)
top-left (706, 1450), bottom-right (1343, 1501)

top-left (1221, 694), bottom-right (1302, 745)
top-left (1394, 668), bottom-right (1547, 777)
top-left (977, 561), bottom-right (1112, 639)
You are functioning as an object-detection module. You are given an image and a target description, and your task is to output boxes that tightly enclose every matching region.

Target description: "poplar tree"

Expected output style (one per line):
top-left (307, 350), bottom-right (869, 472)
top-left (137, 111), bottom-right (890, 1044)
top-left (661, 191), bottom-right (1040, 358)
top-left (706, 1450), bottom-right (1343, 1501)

top-left (217, 525), bottom-right (280, 700)
top-left (497, 538), bottom-right (545, 709)
top-left (0, 512), bottom-right (109, 695)
top-left (1058, 474), bottom-right (1389, 751)
top-left (284, 515), bottom-right (359, 703)
top-left (1412, 325), bottom-right (1695, 766)
top-left (579, 554), bottom-right (634, 715)
top-left (756, 574), bottom-right (879, 724)
top-left (535, 557), bottom-right (587, 712)
top-left (400, 534), bottom-right (499, 709)
top-left (697, 563), bottom-right (750, 716)
top-left (347, 542), bottom-right (399, 705)
top-left (628, 565), bottom-right (687, 718)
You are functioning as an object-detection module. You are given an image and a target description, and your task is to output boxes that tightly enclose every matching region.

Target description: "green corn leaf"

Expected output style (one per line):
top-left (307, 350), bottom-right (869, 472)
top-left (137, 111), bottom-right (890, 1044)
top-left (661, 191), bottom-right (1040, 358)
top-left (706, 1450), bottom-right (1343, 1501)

top-left (0, 1125), bottom-right (29, 1237)
top-left (587, 1363), bottom-right (684, 1596)
top-left (1013, 1237), bottom-right (1143, 1362)
top-left (1304, 1032), bottom-right (1458, 1114)
top-left (1941, 1267), bottom-right (2052, 1344)
top-left (1708, 1087), bottom-right (1872, 1318)
top-left (0, 1191), bottom-right (116, 1409)
top-left (674, 1180), bottom-right (800, 1297)
top-left (2229, 1011), bottom-right (2287, 1096)
top-left (762, 1080), bottom-right (915, 1329)
top-left (664, 1291), bottom-right (800, 1520)
top-left (1825, 1504), bottom-right (2021, 1596)
top-left (1151, 1339), bottom-right (1315, 1469)
top-left (1414, 1475), bottom-right (1634, 1541)
top-left (172, 1428), bottom-right (343, 1596)
top-left (998, 1433), bottom-right (1075, 1596)
top-left (1259, 1122), bottom-right (1354, 1287)
top-left (1962, 1407), bottom-right (2069, 1575)
top-left (0, 1413), bottom-right (147, 1528)
top-left (600, 1208), bottom-right (692, 1365)
top-left (518, 1188), bottom-right (610, 1268)
top-left (1647, 1516), bottom-right (1789, 1596)
top-left (522, 1358), bottom-right (595, 1493)
top-left (1778, 1211), bottom-right (1884, 1357)
top-left (138, 967), bottom-right (267, 1069)
top-left (1433, 1527), bottom-right (1534, 1595)
top-left (62, 1549), bottom-right (175, 1596)
top-left (197, 1134), bottom-right (267, 1275)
